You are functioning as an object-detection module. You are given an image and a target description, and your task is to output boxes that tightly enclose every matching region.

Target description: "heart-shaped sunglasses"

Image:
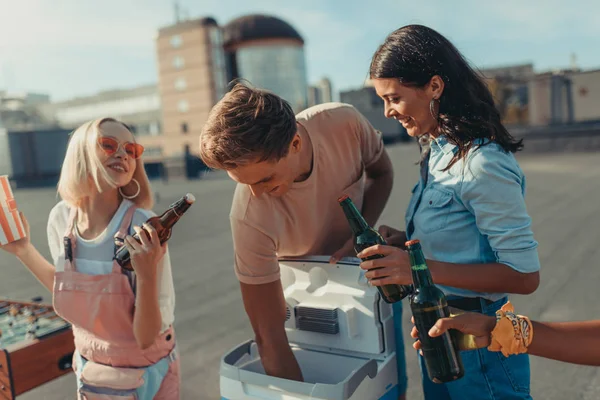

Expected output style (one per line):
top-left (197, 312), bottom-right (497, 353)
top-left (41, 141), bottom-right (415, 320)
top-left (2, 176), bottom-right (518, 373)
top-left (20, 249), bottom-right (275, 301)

top-left (98, 136), bottom-right (145, 159)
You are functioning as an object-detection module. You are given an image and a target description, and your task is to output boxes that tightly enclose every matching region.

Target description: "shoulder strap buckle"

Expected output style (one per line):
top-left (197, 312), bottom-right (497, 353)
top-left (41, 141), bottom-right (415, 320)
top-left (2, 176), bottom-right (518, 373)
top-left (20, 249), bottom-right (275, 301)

top-left (63, 237), bottom-right (73, 261)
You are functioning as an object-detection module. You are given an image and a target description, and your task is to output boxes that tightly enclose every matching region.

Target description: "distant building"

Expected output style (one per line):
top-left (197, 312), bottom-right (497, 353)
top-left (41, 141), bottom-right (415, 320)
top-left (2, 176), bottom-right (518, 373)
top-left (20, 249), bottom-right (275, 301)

top-left (155, 17), bottom-right (227, 159)
top-left (479, 63), bottom-right (535, 82)
top-left (479, 63), bottom-right (534, 126)
top-left (528, 68), bottom-right (600, 126)
top-left (39, 84), bottom-right (164, 160)
top-left (0, 91), bottom-right (54, 131)
top-left (528, 71), bottom-right (573, 126)
top-left (570, 68), bottom-right (600, 123)
top-left (316, 78), bottom-right (333, 103)
top-left (307, 77), bottom-right (334, 107)
top-left (0, 127), bottom-right (72, 188)
top-left (1, 91), bottom-right (50, 108)
top-left (307, 86), bottom-right (320, 108)
top-left (223, 14), bottom-right (308, 113)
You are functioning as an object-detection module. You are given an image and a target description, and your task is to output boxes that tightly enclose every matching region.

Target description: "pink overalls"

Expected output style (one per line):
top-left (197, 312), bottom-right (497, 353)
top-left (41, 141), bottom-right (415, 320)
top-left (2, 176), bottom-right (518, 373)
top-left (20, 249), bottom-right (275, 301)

top-left (53, 204), bottom-right (180, 399)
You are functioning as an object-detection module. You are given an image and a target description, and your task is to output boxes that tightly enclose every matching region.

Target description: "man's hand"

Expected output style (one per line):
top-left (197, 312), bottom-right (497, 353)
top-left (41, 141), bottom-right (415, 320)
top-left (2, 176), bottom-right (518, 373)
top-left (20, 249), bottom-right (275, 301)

top-left (329, 238), bottom-right (356, 264)
top-left (378, 225), bottom-right (407, 249)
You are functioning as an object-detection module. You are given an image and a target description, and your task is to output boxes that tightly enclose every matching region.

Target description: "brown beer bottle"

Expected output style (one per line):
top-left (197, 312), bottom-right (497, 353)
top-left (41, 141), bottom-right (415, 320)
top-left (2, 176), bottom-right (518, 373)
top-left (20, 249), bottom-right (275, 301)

top-left (406, 239), bottom-right (464, 383)
top-left (115, 193), bottom-right (196, 270)
top-left (338, 194), bottom-right (413, 303)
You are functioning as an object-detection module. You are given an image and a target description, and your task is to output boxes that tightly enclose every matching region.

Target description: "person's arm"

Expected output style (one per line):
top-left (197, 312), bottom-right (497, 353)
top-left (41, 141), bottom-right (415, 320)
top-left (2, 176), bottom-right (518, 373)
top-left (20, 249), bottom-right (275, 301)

top-left (330, 151), bottom-right (394, 263)
top-left (427, 260), bottom-right (539, 295)
top-left (362, 150), bottom-right (394, 227)
top-left (527, 320), bottom-right (600, 366)
top-left (2, 211), bottom-right (56, 293)
top-left (354, 109), bottom-right (394, 227)
top-left (359, 148), bottom-right (540, 295)
top-left (14, 244), bottom-right (56, 292)
top-left (133, 273), bottom-right (162, 349)
top-left (241, 281), bottom-right (303, 381)
top-left (231, 215), bottom-right (303, 381)
top-left (330, 109), bottom-right (393, 263)
top-left (425, 149), bottom-right (539, 293)
top-left (128, 224), bottom-right (164, 349)
top-left (359, 246), bottom-right (539, 295)
top-left (415, 312), bottom-right (600, 366)
top-left (449, 149), bottom-right (540, 294)
top-left (130, 211), bottom-right (176, 343)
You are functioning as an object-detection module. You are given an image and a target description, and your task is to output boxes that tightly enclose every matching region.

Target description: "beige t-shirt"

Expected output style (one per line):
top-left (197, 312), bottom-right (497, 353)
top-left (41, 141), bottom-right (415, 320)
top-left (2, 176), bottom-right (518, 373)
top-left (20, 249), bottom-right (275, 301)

top-left (230, 102), bottom-right (385, 285)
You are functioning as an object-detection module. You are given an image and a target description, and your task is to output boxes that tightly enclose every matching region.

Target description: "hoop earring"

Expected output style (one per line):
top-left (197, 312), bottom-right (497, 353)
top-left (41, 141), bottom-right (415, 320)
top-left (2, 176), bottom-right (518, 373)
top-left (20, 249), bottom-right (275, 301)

top-left (429, 98), bottom-right (439, 121)
top-left (119, 178), bottom-right (140, 200)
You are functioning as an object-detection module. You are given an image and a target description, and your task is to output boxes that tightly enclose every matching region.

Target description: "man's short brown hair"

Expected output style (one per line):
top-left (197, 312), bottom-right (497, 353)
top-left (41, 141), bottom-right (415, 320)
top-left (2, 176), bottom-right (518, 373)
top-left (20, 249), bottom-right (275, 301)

top-left (199, 81), bottom-right (297, 170)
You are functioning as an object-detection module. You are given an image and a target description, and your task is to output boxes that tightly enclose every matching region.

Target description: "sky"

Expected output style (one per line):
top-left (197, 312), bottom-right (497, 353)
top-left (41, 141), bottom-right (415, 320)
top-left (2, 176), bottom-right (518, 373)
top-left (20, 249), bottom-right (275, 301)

top-left (0, 0), bottom-right (598, 102)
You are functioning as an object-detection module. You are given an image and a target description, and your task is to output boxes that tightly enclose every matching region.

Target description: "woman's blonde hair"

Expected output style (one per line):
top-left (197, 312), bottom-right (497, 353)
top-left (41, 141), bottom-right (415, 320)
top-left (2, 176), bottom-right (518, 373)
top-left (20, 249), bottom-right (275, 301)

top-left (57, 117), bottom-right (154, 209)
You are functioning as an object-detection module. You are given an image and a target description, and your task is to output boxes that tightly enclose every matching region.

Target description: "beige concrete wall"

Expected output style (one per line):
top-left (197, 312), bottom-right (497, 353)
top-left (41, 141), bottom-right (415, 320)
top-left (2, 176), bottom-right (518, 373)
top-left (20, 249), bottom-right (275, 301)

top-left (528, 76), bottom-right (552, 126)
top-left (570, 69), bottom-right (600, 122)
top-left (156, 24), bottom-right (217, 157)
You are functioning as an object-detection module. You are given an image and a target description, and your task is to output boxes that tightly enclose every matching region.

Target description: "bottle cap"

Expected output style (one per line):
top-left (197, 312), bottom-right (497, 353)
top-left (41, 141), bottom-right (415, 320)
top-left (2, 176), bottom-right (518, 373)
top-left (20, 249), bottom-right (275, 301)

top-left (184, 193), bottom-right (196, 204)
top-left (338, 194), bottom-right (349, 202)
top-left (405, 239), bottom-right (420, 247)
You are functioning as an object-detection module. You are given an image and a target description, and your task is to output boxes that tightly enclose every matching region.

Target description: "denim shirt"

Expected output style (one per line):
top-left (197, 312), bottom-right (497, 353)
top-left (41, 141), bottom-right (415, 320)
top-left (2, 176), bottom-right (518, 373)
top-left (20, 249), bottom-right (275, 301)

top-left (405, 136), bottom-right (540, 301)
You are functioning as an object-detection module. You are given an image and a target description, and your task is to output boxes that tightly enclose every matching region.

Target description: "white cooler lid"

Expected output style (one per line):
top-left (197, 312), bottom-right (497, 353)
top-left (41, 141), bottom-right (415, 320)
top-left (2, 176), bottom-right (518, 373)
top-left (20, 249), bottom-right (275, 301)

top-left (279, 256), bottom-right (396, 360)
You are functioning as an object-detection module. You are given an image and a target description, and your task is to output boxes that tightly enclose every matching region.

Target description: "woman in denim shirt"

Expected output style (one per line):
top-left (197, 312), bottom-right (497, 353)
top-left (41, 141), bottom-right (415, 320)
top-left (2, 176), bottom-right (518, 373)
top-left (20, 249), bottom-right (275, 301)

top-left (358, 25), bottom-right (541, 400)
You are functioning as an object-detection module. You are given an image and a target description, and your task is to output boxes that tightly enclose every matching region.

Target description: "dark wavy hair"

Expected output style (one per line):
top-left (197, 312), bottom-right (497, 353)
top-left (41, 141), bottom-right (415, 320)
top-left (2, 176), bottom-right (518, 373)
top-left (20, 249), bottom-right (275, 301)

top-left (370, 25), bottom-right (523, 169)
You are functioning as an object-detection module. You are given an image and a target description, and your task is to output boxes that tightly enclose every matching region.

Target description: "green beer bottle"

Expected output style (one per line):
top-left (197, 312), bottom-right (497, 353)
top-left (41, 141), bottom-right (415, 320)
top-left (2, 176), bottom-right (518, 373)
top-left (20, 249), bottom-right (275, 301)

top-left (406, 239), bottom-right (464, 383)
top-left (338, 194), bottom-right (413, 303)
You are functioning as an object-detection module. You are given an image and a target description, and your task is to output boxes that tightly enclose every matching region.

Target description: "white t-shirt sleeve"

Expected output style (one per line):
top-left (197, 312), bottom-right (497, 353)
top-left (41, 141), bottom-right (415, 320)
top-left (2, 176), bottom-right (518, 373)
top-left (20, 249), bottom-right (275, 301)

top-left (156, 246), bottom-right (176, 331)
top-left (130, 209), bottom-right (176, 331)
top-left (47, 201), bottom-right (69, 267)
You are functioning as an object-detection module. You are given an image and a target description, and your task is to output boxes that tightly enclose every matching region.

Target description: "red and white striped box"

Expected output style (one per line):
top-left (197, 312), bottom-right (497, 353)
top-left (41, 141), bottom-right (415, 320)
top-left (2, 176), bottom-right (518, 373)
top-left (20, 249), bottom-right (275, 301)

top-left (0, 175), bottom-right (26, 245)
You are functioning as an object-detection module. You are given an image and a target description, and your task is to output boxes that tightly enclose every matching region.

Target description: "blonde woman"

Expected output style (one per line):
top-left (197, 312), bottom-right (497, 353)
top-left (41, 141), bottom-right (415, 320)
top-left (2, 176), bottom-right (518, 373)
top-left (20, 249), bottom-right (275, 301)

top-left (0, 118), bottom-right (180, 399)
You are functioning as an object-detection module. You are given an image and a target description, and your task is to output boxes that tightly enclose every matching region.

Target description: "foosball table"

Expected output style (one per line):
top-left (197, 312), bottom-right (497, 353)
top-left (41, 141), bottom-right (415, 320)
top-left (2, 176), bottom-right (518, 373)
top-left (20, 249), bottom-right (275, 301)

top-left (0, 298), bottom-right (74, 399)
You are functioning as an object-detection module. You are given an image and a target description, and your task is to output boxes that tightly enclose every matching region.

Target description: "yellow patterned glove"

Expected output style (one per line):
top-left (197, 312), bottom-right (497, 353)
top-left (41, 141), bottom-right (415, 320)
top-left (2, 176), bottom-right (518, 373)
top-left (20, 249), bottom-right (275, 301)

top-left (488, 301), bottom-right (534, 357)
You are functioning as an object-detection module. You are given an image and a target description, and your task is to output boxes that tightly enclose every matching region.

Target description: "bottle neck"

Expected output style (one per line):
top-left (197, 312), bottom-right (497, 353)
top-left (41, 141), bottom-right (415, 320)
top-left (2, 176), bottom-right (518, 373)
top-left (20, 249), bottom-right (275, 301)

top-left (408, 244), bottom-right (433, 288)
top-left (160, 199), bottom-right (192, 228)
top-left (339, 198), bottom-right (370, 235)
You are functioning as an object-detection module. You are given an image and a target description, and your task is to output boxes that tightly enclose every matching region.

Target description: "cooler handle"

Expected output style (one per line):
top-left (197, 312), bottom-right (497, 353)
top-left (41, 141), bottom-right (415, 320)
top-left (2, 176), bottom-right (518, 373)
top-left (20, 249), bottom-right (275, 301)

top-left (222, 340), bottom-right (253, 366)
top-left (344, 359), bottom-right (378, 398)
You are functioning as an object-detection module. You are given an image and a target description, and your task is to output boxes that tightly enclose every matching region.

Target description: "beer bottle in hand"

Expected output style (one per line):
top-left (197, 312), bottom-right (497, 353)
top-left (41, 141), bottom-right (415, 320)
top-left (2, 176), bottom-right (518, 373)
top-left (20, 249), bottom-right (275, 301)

top-left (115, 193), bottom-right (196, 270)
top-left (338, 194), bottom-right (413, 303)
top-left (406, 239), bottom-right (464, 383)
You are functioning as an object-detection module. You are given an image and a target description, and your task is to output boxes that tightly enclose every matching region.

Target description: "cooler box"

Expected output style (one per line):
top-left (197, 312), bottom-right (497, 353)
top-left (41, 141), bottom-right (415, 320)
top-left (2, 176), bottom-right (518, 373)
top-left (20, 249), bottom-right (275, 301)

top-left (220, 256), bottom-right (399, 400)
